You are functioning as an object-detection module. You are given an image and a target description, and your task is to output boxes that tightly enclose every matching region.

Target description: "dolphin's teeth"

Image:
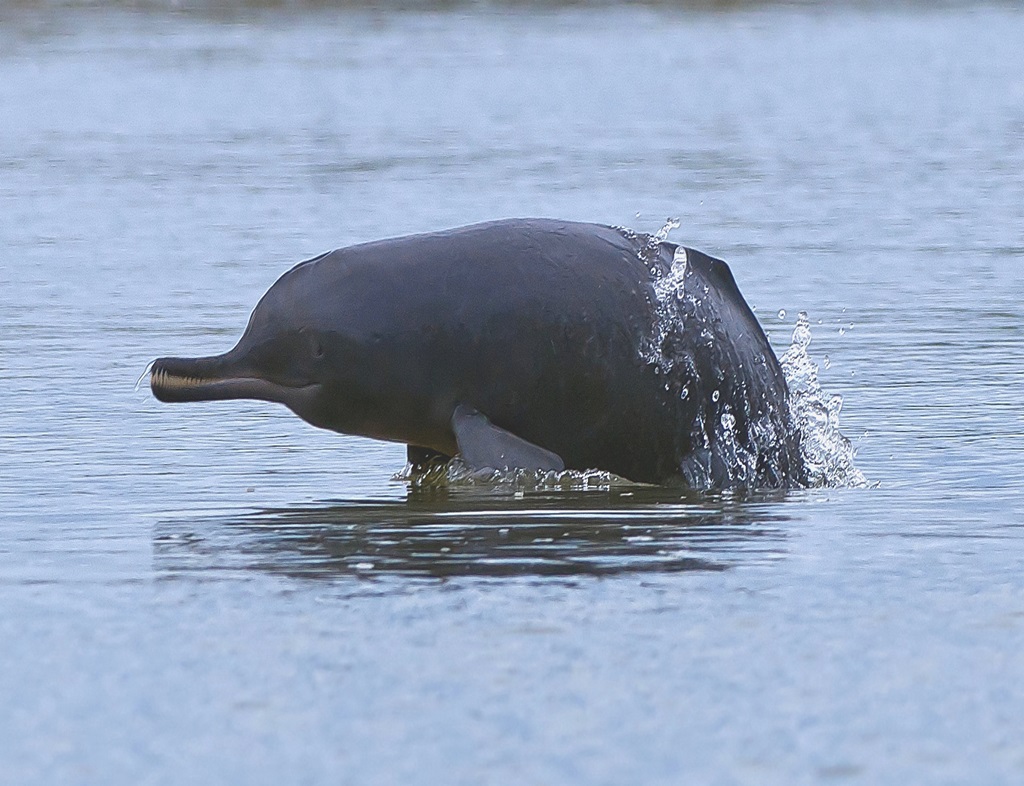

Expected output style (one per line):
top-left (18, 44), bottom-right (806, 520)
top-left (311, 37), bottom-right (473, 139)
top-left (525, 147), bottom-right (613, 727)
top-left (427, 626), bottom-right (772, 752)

top-left (152, 369), bottom-right (214, 390)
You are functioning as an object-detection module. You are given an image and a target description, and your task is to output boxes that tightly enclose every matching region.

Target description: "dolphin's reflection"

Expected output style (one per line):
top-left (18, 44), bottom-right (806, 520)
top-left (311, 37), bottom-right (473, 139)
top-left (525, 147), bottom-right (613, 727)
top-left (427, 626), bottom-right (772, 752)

top-left (154, 487), bottom-right (793, 581)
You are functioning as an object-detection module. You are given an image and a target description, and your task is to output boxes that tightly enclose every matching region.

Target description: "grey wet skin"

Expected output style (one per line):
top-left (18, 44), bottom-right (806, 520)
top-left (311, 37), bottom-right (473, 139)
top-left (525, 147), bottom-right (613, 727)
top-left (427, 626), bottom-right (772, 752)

top-left (151, 219), bottom-right (804, 487)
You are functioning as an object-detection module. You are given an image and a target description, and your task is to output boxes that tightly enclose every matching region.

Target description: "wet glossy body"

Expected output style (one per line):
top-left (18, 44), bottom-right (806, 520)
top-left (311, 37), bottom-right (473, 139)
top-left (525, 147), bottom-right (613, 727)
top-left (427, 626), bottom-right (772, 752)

top-left (151, 219), bottom-right (802, 485)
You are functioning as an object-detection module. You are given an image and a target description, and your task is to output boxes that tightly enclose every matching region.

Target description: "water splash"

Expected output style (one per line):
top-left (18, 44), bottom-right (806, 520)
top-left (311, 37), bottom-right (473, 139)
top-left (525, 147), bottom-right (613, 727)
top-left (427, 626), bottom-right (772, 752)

top-left (651, 216), bottom-right (680, 244)
top-left (395, 459), bottom-right (624, 493)
top-left (632, 234), bottom-right (800, 490)
top-left (643, 244), bottom-right (690, 372)
top-left (780, 311), bottom-right (869, 488)
top-left (614, 217), bottom-right (680, 277)
top-left (634, 223), bottom-right (866, 489)
top-left (397, 231), bottom-right (866, 492)
top-left (615, 218), bottom-right (692, 374)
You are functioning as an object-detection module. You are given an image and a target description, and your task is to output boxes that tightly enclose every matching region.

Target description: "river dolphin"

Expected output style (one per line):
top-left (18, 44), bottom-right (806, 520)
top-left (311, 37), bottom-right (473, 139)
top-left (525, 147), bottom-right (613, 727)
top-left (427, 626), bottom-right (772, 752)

top-left (150, 219), bottom-right (805, 488)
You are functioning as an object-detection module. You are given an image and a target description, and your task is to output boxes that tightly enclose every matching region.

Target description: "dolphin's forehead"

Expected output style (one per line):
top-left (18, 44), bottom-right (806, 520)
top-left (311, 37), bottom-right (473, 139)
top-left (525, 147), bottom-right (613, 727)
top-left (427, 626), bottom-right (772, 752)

top-left (244, 256), bottom-right (418, 353)
top-left (239, 272), bottom-right (315, 341)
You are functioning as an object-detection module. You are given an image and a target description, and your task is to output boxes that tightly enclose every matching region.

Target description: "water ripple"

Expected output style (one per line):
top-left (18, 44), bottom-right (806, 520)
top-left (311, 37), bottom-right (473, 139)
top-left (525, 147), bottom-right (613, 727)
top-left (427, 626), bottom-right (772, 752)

top-left (153, 488), bottom-right (794, 582)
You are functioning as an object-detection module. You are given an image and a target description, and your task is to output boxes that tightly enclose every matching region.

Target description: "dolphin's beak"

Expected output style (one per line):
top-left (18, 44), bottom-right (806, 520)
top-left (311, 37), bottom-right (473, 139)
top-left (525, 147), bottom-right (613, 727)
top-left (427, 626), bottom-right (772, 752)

top-left (150, 352), bottom-right (300, 404)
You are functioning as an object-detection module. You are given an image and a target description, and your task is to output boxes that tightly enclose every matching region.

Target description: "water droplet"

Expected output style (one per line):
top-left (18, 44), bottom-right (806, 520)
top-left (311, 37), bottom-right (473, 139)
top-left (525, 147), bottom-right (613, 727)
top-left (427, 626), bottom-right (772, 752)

top-left (778, 309), bottom-right (786, 320)
top-left (828, 394), bottom-right (843, 414)
top-left (791, 311), bottom-right (812, 349)
top-left (653, 217), bottom-right (680, 243)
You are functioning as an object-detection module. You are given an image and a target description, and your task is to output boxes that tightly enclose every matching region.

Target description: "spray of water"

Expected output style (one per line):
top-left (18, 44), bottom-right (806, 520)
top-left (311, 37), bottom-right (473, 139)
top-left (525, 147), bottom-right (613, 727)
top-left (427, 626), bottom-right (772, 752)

top-left (635, 220), bottom-right (868, 489)
top-left (394, 459), bottom-right (621, 492)
top-left (779, 312), bottom-right (869, 488)
top-left (401, 218), bottom-right (868, 491)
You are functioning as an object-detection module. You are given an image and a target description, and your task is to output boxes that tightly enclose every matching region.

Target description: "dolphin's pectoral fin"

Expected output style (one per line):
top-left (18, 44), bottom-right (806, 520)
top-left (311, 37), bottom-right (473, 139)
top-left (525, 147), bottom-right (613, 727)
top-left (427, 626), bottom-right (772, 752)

top-left (450, 404), bottom-right (565, 473)
top-left (406, 445), bottom-right (451, 473)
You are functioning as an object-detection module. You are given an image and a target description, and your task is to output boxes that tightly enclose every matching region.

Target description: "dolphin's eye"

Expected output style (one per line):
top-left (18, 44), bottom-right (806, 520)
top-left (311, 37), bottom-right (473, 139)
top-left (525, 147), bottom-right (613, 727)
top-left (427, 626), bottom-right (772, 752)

top-left (301, 327), bottom-right (325, 359)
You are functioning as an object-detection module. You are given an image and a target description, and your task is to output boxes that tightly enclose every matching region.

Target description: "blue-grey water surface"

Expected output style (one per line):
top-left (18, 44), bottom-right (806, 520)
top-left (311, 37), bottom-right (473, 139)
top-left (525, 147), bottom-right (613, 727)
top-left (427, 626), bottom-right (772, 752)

top-left (2, 3), bottom-right (1024, 783)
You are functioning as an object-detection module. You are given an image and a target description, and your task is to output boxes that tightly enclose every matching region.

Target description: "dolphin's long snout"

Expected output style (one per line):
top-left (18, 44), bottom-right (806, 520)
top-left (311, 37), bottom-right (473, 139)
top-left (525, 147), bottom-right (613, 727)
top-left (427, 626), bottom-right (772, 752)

top-left (150, 350), bottom-right (318, 407)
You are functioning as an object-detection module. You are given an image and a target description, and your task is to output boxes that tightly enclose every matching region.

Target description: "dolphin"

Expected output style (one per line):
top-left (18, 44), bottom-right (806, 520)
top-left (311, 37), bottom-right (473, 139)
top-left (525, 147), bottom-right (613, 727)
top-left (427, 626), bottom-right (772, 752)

top-left (150, 219), bottom-right (804, 488)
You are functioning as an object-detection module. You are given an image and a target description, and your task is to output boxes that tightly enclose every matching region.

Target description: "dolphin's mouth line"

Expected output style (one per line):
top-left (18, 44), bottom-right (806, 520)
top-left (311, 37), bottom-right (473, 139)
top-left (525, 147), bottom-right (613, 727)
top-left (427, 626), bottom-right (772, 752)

top-left (150, 364), bottom-right (318, 405)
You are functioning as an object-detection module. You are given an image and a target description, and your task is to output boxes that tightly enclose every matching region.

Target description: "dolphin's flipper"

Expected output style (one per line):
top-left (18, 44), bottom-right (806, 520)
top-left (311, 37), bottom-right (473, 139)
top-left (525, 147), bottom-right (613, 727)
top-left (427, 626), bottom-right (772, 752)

top-left (406, 445), bottom-right (451, 473)
top-left (451, 404), bottom-right (565, 473)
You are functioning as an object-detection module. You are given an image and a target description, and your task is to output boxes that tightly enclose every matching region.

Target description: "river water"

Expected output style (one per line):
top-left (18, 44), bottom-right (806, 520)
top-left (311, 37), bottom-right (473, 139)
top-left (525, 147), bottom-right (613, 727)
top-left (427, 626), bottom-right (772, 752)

top-left (2, 3), bottom-right (1023, 783)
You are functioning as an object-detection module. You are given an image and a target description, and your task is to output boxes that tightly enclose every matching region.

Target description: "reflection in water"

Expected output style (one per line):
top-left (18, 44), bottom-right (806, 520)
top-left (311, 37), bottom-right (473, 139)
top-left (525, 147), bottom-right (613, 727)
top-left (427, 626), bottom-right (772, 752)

top-left (154, 487), bottom-right (793, 581)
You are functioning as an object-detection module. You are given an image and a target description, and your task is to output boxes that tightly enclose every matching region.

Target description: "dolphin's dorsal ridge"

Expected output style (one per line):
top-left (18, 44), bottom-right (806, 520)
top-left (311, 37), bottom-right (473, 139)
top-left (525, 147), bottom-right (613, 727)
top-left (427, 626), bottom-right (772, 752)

top-left (451, 404), bottom-right (565, 473)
